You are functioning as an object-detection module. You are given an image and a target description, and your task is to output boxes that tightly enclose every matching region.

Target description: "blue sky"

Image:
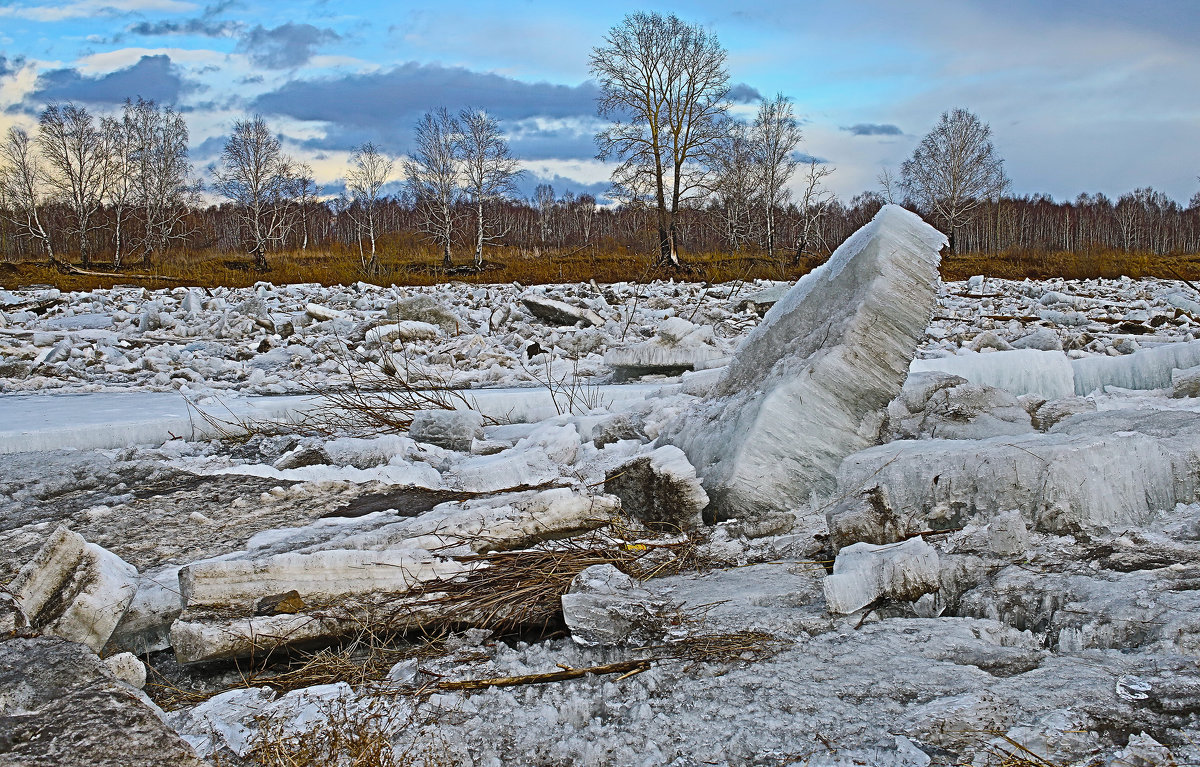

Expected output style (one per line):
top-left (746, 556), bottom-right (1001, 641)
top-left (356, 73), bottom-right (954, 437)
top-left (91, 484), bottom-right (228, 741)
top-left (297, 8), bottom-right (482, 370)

top-left (1, 0), bottom-right (1198, 203)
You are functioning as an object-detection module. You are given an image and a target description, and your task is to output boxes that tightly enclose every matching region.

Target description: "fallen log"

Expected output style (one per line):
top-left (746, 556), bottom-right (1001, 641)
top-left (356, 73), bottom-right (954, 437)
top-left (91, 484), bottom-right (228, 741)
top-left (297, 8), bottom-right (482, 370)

top-left (435, 659), bottom-right (651, 691)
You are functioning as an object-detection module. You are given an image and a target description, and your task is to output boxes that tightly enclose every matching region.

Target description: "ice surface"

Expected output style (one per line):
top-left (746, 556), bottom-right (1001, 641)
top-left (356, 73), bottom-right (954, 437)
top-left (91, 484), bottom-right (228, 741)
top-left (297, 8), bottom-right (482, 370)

top-left (668, 205), bottom-right (946, 518)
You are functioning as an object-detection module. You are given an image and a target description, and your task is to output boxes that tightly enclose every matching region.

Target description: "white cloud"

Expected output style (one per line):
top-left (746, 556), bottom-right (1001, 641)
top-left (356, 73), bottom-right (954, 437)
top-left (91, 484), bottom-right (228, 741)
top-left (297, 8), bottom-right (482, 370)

top-left (0, 0), bottom-right (197, 22)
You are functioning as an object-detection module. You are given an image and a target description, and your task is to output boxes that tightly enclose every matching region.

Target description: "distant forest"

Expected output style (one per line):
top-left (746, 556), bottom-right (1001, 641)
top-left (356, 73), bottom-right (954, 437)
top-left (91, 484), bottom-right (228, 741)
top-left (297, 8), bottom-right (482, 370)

top-left (3, 12), bottom-right (1200, 280)
top-left (5, 181), bottom-right (1200, 267)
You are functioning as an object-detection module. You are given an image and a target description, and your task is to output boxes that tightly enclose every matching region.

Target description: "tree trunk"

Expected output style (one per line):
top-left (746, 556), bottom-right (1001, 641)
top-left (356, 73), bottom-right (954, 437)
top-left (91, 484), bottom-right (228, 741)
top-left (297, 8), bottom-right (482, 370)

top-left (474, 199), bottom-right (484, 268)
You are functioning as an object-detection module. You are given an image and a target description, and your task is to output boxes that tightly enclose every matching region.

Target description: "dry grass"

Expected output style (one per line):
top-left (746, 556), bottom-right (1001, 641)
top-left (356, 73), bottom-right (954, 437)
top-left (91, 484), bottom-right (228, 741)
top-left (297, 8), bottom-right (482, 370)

top-left (299, 344), bottom-right (482, 437)
top-left (241, 696), bottom-right (454, 767)
top-left (4, 242), bottom-right (1199, 293)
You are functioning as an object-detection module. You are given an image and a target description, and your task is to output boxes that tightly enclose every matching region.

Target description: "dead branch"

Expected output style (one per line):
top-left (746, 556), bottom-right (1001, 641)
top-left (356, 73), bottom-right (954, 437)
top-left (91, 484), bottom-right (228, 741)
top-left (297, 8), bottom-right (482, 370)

top-left (434, 659), bottom-right (651, 691)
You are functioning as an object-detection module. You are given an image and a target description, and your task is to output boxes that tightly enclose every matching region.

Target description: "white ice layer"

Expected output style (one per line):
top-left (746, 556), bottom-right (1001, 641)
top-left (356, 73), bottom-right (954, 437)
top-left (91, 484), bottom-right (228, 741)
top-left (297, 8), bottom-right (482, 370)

top-left (912, 340), bottom-right (1200, 398)
top-left (910, 349), bottom-right (1075, 398)
top-left (10, 526), bottom-right (139, 652)
top-left (667, 205), bottom-right (946, 517)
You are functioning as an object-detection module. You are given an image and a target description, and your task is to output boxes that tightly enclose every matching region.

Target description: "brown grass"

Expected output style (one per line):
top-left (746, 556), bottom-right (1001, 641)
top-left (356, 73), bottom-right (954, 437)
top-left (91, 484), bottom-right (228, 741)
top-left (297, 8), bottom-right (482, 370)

top-left (4, 242), bottom-right (1200, 293)
top-left (241, 696), bottom-right (455, 767)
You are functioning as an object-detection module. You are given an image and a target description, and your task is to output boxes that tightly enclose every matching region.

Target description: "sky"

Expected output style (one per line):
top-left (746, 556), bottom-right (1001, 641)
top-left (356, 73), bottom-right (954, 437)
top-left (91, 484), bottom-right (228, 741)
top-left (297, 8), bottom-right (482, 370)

top-left (1, 0), bottom-right (1198, 204)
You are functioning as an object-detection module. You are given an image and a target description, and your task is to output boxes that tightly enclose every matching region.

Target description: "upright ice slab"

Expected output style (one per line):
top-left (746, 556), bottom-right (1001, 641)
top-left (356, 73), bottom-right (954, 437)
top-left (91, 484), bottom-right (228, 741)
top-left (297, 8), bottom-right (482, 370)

top-left (666, 205), bottom-right (946, 518)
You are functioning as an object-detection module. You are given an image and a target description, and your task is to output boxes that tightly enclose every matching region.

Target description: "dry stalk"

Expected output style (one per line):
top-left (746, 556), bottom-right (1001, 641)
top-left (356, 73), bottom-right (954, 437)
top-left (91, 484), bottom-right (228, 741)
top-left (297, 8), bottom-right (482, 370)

top-left (244, 695), bottom-right (454, 767)
top-left (299, 341), bottom-right (482, 437)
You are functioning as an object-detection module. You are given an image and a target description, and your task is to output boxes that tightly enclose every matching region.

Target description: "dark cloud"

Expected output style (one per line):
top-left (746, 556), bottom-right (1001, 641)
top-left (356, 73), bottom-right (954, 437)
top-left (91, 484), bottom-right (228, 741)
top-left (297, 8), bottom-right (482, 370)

top-left (253, 62), bottom-right (602, 153)
top-left (795, 152), bottom-right (829, 164)
top-left (841, 123), bottom-right (903, 136)
top-left (127, 18), bottom-right (242, 37)
top-left (235, 23), bottom-right (341, 69)
top-left (727, 83), bottom-right (763, 103)
top-left (0, 54), bottom-right (28, 78)
top-left (29, 55), bottom-right (189, 106)
top-left (514, 173), bottom-right (610, 203)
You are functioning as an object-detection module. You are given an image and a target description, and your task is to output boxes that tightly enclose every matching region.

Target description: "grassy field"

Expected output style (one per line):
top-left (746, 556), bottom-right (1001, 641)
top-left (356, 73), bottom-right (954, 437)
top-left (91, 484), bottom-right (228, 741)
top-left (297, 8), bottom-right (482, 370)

top-left (3, 243), bottom-right (1200, 292)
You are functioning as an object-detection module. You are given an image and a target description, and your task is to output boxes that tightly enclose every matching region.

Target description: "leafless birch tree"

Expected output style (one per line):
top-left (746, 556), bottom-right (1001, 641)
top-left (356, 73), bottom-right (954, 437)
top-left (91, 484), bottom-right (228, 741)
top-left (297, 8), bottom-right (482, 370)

top-left (124, 98), bottom-right (197, 266)
top-left (900, 108), bottom-right (1008, 253)
top-left (707, 119), bottom-right (760, 252)
top-left (404, 107), bottom-right (461, 269)
top-left (346, 142), bottom-right (393, 276)
top-left (214, 115), bottom-right (297, 270)
top-left (751, 93), bottom-right (803, 261)
top-left (591, 12), bottom-right (730, 267)
top-left (38, 103), bottom-right (111, 267)
top-left (0, 127), bottom-right (56, 264)
top-left (794, 160), bottom-right (836, 262)
top-left (457, 107), bottom-right (521, 268)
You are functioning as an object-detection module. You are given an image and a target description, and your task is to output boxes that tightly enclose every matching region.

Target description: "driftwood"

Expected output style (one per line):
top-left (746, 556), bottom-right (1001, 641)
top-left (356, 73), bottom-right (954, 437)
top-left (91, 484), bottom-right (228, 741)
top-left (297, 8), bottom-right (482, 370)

top-left (60, 263), bottom-right (187, 283)
top-left (434, 659), bottom-right (651, 691)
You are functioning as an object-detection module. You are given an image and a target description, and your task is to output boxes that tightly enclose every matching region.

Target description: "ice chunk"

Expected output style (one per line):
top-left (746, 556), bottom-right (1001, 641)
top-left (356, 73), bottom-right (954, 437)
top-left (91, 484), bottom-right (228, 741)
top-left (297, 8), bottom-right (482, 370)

top-left (1011, 327), bottom-right (1063, 351)
top-left (911, 349), bottom-right (1076, 398)
top-left (987, 510), bottom-right (1030, 557)
top-left (828, 410), bottom-right (1200, 549)
top-left (604, 445), bottom-right (708, 531)
top-left (386, 294), bottom-right (461, 334)
top-left (667, 205), bottom-right (946, 518)
top-left (893, 382), bottom-right (1034, 440)
top-left (365, 320), bottom-right (440, 346)
top-left (560, 564), bottom-right (664, 647)
top-left (606, 317), bottom-right (723, 379)
top-left (10, 527), bottom-right (139, 652)
top-left (102, 652), bottom-right (147, 690)
top-left (1173, 365), bottom-right (1200, 398)
top-left (409, 409), bottom-right (484, 451)
top-left (106, 565), bottom-right (184, 655)
top-left (521, 294), bottom-right (604, 327)
top-left (1072, 338), bottom-right (1200, 394)
top-left (822, 537), bottom-right (940, 614)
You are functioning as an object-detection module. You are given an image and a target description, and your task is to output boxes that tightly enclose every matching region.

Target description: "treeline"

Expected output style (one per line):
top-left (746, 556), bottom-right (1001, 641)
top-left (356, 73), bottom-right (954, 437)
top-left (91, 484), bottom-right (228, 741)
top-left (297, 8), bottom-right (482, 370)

top-left (2, 99), bottom-right (1199, 275)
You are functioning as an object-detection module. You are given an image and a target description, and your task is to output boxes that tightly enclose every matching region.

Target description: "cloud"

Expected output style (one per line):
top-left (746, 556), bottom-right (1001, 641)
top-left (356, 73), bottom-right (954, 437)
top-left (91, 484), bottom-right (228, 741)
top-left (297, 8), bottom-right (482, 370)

top-left (28, 54), bottom-right (189, 106)
top-left (0, 55), bottom-right (28, 78)
top-left (841, 123), bottom-right (903, 136)
top-left (127, 18), bottom-right (242, 38)
top-left (795, 152), bottom-right (829, 164)
top-left (0, 0), bottom-right (196, 22)
top-left (252, 63), bottom-right (602, 153)
top-left (727, 83), bottom-right (763, 103)
top-left (235, 23), bottom-right (341, 69)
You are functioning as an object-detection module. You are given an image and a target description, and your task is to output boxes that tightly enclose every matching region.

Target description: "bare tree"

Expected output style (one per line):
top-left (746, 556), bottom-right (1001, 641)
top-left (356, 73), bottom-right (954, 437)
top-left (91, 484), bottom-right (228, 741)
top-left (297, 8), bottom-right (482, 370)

top-left (533, 183), bottom-right (555, 247)
top-left (877, 166), bottom-right (898, 205)
top-left (403, 107), bottom-right (461, 269)
top-left (900, 108), bottom-right (1008, 252)
top-left (751, 93), bottom-right (803, 261)
top-left (124, 98), bottom-right (197, 266)
top-left (346, 142), bottom-right (393, 276)
top-left (38, 103), bottom-right (112, 267)
top-left (291, 165), bottom-right (318, 252)
top-left (707, 119), bottom-right (760, 253)
top-left (591, 11), bottom-right (730, 267)
top-left (457, 108), bottom-right (522, 269)
top-left (213, 115), bottom-right (296, 270)
top-left (794, 160), bottom-right (836, 262)
top-left (100, 115), bottom-right (135, 268)
top-left (0, 127), bottom-right (56, 264)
